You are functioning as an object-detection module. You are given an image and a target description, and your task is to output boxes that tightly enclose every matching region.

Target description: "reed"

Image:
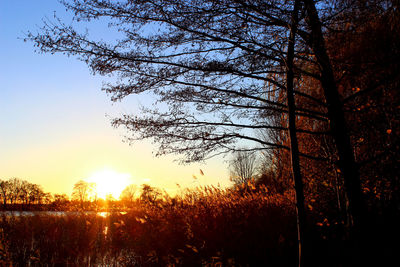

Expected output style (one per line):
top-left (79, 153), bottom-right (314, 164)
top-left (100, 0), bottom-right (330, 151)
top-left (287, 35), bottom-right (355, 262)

top-left (0, 185), bottom-right (297, 266)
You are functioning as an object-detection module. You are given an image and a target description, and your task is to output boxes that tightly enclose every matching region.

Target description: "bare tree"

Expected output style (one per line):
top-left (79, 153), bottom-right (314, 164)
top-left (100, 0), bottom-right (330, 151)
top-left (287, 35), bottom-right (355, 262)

top-left (229, 151), bottom-right (257, 185)
top-left (285, 1), bottom-right (308, 265)
top-left (72, 180), bottom-right (93, 209)
top-left (301, 0), bottom-right (366, 240)
top-left (25, 2), bottom-right (320, 264)
top-left (140, 184), bottom-right (160, 204)
top-left (53, 194), bottom-right (70, 210)
top-left (120, 184), bottom-right (138, 207)
top-left (8, 178), bottom-right (22, 205)
top-left (1, 178), bottom-right (50, 208)
top-left (27, 0), bottom-right (314, 163)
top-left (19, 181), bottom-right (43, 205)
top-left (26, 1), bottom-right (376, 265)
top-left (0, 179), bottom-right (10, 208)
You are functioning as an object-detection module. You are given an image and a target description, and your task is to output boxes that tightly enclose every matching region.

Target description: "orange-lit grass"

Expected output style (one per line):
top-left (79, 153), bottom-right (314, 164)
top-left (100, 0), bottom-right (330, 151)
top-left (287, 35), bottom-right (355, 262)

top-left (0, 185), bottom-right (297, 266)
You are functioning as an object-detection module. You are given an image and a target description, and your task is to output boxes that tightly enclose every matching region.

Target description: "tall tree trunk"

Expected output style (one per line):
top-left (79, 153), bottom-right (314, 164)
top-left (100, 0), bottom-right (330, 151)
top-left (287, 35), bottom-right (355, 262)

top-left (303, 0), bottom-right (365, 236)
top-left (286, 1), bottom-right (306, 266)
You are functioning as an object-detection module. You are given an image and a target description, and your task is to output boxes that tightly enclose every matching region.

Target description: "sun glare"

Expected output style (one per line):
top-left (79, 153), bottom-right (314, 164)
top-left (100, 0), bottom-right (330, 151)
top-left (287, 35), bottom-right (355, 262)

top-left (86, 169), bottom-right (131, 199)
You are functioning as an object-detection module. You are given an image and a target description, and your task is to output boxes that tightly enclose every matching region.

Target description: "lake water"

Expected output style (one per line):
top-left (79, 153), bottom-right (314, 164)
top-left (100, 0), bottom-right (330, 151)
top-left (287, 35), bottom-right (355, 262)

top-left (0, 211), bottom-right (127, 217)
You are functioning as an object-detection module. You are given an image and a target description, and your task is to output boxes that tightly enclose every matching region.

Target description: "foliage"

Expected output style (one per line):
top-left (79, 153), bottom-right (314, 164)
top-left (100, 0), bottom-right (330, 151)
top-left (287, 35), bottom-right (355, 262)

top-left (257, 0), bottom-right (400, 224)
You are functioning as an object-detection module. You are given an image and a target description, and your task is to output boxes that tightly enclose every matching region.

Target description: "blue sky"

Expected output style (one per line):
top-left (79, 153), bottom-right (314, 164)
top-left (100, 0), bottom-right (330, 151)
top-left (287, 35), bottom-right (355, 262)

top-left (0, 0), bottom-right (231, 196)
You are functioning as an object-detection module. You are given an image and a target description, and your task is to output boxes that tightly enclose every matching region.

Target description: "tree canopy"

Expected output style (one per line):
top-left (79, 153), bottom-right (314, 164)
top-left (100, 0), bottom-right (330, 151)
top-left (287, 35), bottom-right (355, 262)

top-left (29, 0), bottom-right (321, 162)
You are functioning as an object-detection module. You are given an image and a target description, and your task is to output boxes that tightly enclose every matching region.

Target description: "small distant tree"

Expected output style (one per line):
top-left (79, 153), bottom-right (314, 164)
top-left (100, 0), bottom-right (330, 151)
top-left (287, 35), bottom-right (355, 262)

top-left (120, 184), bottom-right (138, 208)
top-left (140, 184), bottom-right (160, 204)
top-left (72, 180), bottom-right (92, 209)
top-left (229, 151), bottom-right (257, 185)
top-left (0, 180), bottom-right (11, 208)
top-left (18, 180), bottom-right (30, 205)
top-left (30, 184), bottom-right (46, 205)
top-left (52, 194), bottom-right (70, 210)
top-left (42, 192), bottom-right (53, 205)
top-left (8, 178), bottom-right (23, 205)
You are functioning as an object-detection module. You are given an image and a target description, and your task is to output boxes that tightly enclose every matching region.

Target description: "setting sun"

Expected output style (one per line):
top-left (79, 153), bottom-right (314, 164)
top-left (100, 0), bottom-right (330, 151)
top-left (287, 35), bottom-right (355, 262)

top-left (86, 169), bottom-right (131, 199)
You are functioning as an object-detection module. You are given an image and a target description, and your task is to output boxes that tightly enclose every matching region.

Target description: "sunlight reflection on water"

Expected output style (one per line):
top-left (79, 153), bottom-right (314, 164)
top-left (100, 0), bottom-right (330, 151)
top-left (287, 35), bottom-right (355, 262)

top-left (98, 211), bottom-right (108, 217)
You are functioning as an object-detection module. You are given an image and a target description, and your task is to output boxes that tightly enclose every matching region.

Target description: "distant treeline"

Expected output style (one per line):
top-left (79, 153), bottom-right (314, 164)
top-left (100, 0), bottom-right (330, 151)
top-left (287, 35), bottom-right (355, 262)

top-left (0, 177), bottom-right (181, 212)
top-left (0, 178), bottom-right (53, 210)
top-left (0, 177), bottom-right (116, 211)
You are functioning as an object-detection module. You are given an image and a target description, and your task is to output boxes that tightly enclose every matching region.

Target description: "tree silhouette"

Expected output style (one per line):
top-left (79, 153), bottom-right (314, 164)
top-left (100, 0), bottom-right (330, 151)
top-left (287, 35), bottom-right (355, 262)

top-left (284, 1), bottom-right (307, 265)
top-left (27, 0), bottom-right (317, 162)
top-left (0, 179), bottom-right (11, 208)
top-left (229, 151), bottom-right (257, 185)
top-left (72, 180), bottom-right (93, 209)
top-left (26, 1), bottom-right (399, 265)
top-left (120, 184), bottom-right (138, 208)
top-left (24, 2), bottom-right (332, 264)
top-left (140, 184), bottom-right (160, 204)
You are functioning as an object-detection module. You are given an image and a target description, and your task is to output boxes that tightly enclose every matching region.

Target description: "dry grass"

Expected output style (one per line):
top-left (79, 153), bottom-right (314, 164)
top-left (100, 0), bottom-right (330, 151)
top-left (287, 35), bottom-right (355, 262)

top-left (1, 184), bottom-right (399, 266)
top-left (0, 185), bottom-right (297, 266)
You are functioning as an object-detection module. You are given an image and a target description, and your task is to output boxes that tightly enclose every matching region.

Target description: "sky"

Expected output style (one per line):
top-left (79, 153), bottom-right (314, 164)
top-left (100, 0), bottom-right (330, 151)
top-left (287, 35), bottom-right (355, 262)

top-left (0, 0), bottom-right (232, 197)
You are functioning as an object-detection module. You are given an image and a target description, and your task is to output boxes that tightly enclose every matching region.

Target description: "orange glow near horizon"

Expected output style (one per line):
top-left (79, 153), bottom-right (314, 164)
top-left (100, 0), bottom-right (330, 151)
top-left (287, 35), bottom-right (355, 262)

top-left (0, 0), bottom-right (232, 201)
top-left (85, 169), bottom-right (132, 200)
